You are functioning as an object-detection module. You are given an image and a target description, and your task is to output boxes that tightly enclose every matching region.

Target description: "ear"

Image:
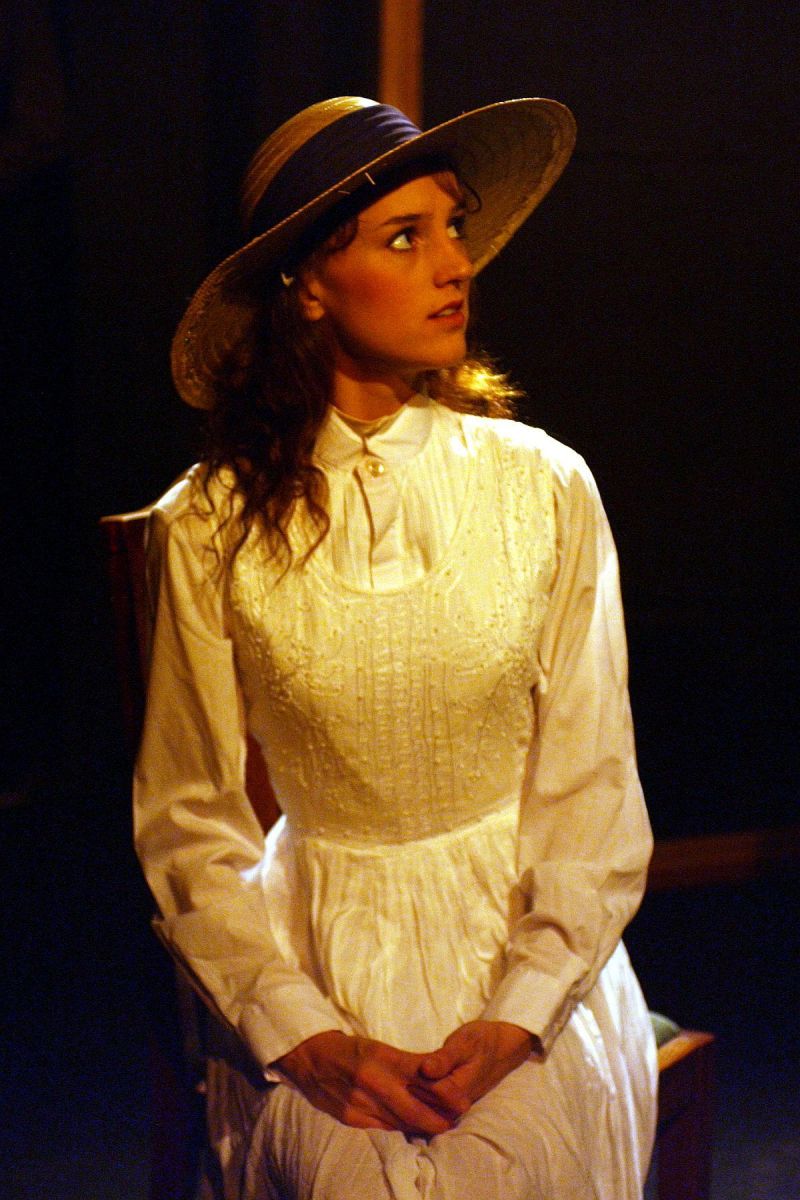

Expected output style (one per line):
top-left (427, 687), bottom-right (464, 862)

top-left (297, 271), bottom-right (326, 322)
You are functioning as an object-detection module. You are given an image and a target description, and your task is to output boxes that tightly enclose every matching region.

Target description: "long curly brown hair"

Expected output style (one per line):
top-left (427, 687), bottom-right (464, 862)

top-left (201, 169), bottom-right (520, 567)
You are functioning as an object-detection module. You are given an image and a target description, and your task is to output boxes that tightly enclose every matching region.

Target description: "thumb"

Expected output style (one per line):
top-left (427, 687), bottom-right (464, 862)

top-left (419, 1032), bottom-right (469, 1080)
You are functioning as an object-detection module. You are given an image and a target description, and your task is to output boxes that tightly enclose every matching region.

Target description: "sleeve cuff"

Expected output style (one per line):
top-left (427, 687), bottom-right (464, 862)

top-left (239, 986), bottom-right (352, 1071)
top-left (481, 962), bottom-right (579, 1056)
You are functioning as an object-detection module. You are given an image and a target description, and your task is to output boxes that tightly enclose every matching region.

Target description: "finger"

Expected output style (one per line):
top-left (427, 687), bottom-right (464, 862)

top-left (425, 1044), bottom-right (498, 1105)
top-left (363, 1078), bottom-right (456, 1137)
top-left (410, 1076), bottom-right (471, 1119)
top-left (342, 1108), bottom-right (398, 1132)
top-left (418, 1041), bottom-right (471, 1079)
top-left (421, 1022), bottom-right (485, 1077)
top-left (386, 1089), bottom-right (456, 1137)
top-left (340, 1039), bottom-right (459, 1136)
top-left (334, 1082), bottom-right (429, 1135)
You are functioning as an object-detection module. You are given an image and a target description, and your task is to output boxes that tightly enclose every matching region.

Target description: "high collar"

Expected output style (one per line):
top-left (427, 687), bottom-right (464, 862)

top-left (314, 394), bottom-right (435, 472)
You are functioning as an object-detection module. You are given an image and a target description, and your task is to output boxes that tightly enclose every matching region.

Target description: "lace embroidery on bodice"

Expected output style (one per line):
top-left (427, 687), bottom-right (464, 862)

top-left (227, 412), bottom-right (557, 844)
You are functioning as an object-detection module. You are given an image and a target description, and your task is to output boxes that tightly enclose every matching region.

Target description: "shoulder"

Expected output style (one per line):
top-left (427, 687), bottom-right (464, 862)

top-left (146, 465), bottom-right (241, 579)
top-left (449, 412), bottom-right (609, 548)
top-left (148, 464), bottom-right (241, 545)
top-left (150, 464), bottom-right (236, 528)
top-left (453, 410), bottom-right (597, 495)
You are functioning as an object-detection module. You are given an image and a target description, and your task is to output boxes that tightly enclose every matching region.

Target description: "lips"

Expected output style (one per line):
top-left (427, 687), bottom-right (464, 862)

top-left (430, 299), bottom-right (466, 321)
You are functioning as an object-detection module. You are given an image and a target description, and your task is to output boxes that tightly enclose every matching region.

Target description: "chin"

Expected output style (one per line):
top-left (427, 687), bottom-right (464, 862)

top-left (421, 345), bottom-right (469, 374)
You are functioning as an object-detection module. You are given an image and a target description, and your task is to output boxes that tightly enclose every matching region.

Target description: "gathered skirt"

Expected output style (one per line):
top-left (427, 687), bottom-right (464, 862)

top-left (202, 806), bottom-right (658, 1199)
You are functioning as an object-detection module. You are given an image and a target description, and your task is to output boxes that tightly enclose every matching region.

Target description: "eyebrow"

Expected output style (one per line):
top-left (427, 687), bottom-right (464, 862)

top-left (375, 202), bottom-right (467, 230)
top-left (378, 212), bottom-right (425, 228)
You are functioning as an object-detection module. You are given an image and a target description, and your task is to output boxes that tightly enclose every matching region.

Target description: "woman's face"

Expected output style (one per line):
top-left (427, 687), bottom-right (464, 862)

top-left (300, 172), bottom-right (473, 403)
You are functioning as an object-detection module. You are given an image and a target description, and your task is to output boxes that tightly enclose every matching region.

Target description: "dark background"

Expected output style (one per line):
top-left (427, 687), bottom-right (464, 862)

top-left (3, 0), bottom-right (797, 836)
top-left (2, 2), bottom-right (798, 1196)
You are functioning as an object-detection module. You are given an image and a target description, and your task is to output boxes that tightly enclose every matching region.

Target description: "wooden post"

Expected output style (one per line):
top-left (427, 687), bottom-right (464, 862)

top-left (379, 0), bottom-right (423, 125)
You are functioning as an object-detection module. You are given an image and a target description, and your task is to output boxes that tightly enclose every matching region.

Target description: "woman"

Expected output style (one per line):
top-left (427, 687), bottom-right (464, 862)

top-left (135, 96), bottom-right (658, 1199)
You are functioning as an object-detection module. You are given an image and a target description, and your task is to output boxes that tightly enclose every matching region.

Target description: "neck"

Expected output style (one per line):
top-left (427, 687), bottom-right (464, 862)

top-left (329, 360), bottom-right (419, 420)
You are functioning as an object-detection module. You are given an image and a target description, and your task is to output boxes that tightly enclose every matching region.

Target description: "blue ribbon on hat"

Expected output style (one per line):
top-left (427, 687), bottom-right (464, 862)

top-left (247, 104), bottom-right (424, 239)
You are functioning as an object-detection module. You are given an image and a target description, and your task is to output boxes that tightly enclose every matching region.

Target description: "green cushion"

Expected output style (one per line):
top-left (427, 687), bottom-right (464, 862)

top-left (650, 1011), bottom-right (681, 1047)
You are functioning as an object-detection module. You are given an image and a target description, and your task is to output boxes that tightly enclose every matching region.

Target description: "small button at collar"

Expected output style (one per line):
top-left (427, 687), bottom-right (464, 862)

top-left (362, 457), bottom-right (387, 477)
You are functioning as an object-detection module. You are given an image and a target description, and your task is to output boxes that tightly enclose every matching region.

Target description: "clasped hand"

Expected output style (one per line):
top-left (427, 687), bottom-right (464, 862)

top-left (275, 1021), bottom-right (533, 1138)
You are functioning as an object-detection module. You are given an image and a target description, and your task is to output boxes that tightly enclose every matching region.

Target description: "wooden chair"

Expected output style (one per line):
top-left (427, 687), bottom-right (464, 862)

top-left (100, 505), bottom-right (716, 1200)
top-left (650, 1016), bottom-right (715, 1200)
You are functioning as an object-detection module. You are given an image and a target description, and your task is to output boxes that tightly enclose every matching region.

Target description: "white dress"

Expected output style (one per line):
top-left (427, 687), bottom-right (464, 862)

top-left (134, 397), bottom-right (658, 1199)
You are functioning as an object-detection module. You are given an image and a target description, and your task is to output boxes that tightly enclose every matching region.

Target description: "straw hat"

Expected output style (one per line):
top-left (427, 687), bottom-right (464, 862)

top-left (172, 96), bottom-right (576, 408)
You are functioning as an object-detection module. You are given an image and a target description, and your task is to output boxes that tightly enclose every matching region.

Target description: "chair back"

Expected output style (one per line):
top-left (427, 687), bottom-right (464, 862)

top-left (100, 507), bottom-right (280, 833)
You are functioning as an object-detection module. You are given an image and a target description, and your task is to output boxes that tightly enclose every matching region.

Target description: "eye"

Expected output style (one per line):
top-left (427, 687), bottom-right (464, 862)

top-left (448, 213), bottom-right (467, 240)
top-left (388, 226), bottom-right (416, 251)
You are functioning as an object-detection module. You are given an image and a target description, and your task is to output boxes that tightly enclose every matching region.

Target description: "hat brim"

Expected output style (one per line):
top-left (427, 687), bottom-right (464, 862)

top-left (172, 98), bottom-right (576, 408)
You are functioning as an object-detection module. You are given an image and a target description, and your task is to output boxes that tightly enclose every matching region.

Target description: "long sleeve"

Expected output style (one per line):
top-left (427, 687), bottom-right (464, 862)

top-left (133, 481), bottom-right (348, 1071)
top-left (482, 446), bottom-right (653, 1053)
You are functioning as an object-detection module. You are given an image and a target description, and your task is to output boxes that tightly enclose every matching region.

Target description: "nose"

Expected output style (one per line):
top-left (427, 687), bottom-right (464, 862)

top-left (433, 234), bottom-right (474, 288)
